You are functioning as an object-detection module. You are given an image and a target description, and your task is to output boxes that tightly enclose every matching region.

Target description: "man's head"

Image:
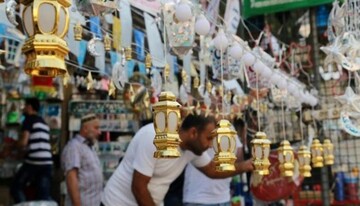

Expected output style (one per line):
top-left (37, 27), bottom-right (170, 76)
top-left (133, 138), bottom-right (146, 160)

top-left (80, 114), bottom-right (101, 143)
top-left (24, 97), bottom-right (40, 115)
top-left (179, 114), bottom-right (216, 155)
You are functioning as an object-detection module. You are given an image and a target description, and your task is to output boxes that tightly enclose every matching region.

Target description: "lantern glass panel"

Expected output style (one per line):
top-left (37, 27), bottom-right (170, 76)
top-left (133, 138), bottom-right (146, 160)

top-left (279, 153), bottom-right (284, 163)
top-left (155, 112), bottom-right (166, 132)
top-left (299, 156), bottom-right (304, 165)
top-left (57, 7), bottom-right (67, 37)
top-left (264, 146), bottom-right (270, 158)
top-left (229, 136), bottom-right (236, 151)
top-left (316, 149), bottom-right (321, 156)
top-left (212, 137), bottom-right (219, 153)
top-left (38, 3), bottom-right (56, 33)
top-left (305, 156), bottom-right (311, 164)
top-left (167, 111), bottom-right (178, 133)
top-left (285, 152), bottom-right (292, 162)
top-left (24, 6), bottom-right (34, 36)
top-left (255, 146), bottom-right (262, 158)
top-left (324, 148), bottom-right (329, 155)
top-left (220, 136), bottom-right (230, 151)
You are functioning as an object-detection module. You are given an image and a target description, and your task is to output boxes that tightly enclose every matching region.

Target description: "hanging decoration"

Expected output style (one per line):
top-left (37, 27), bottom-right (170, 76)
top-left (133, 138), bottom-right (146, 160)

top-left (298, 145), bottom-right (312, 177)
top-left (211, 119), bottom-right (237, 172)
top-left (5, 0), bottom-right (18, 26)
top-left (311, 139), bottom-right (324, 168)
top-left (86, 72), bottom-right (94, 90)
top-left (323, 139), bottom-right (334, 165)
top-left (75, 0), bottom-right (117, 17)
top-left (339, 112), bottom-right (360, 137)
top-left (152, 91), bottom-right (182, 158)
top-left (145, 53), bottom-right (152, 69)
top-left (125, 47), bottom-right (132, 60)
top-left (251, 132), bottom-right (271, 175)
top-left (74, 23), bottom-right (83, 41)
top-left (104, 34), bottom-right (111, 51)
top-left (277, 140), bottom-right (295, 177)
top-left (108, 80), bottom-right (116, 97)
top-left (88, 36), bottom-right (101, 57)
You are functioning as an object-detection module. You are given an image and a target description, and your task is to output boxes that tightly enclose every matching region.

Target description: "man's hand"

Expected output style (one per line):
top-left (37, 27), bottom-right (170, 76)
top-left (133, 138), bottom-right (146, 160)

top-left (236, 159), bottom-right (254, 173)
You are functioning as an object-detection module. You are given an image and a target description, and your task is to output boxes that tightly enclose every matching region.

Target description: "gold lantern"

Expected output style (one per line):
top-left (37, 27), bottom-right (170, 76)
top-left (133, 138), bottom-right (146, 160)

top-left (145, 53), bottom-right (152, 68)
top-left (251, 132), bottom-right (271, 175)
top-left (298, 145), bottom-right (312, 177)
top-left (125, 47), bottom-right (132, 60)
top-left (152, 91), bottom-right (182, 158)
top-left (193, 76), bottom-right (199, 89)
top-left (323, 139), bottom-right (334, 165)
top-left (211, 119), bottom-right (237, 172)
top-left (311, 139), bottom-right (324, 168)
top-left (21, 0), bottom-right (71, 77)
top-left (73, 22), bottom-right (82, 41)
top-left (104, 34), bottom-right (111, 51)
top-left (206, 81), bottom-right (212, 93)
top-left (164, 64), bottom-right (170, 81)
top-left (277, 140), bottom-right (295, 177)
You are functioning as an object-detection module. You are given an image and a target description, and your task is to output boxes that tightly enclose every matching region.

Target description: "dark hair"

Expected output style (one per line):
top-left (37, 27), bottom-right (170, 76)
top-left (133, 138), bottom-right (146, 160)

top-left (25, 97), bottom-right (40, 112)
top-left (233, 117), bottom-right (245, 132)
top-left (181, 114), bottom-right (216, 132)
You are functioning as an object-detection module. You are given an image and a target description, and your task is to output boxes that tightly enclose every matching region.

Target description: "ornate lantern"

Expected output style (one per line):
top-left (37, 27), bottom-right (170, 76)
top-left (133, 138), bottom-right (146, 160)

top-left (298, 145), bottom-right (312, 177)
top-left (125, 47), bottom-right (132, 60)
top-left (251, 132), bottom-right (271, 175)
top-left (104, 34), bottom-right (111, 51)
top-left (206, 81), bottom-right (212, 93)
top-left (193, 76), bottom-right (199, 89)
top-left (311, 139), bottom-right (324, 168)
top-left (145, 53), bottom-right (152, 68)
top-left (277, 140), bottom-right (295, 177)
top-left (21, 0), bottom-right (71, 77)
top-left (164, 64), bottom-right (170, 81)
top-left (323, 139), bottom-right (334, 165)
top-left (211, 119), bottom-right (237, 172)
top-left (152, 91), bottom-right (181, 158)
top-left (73, 22), bottom-right (82, 41)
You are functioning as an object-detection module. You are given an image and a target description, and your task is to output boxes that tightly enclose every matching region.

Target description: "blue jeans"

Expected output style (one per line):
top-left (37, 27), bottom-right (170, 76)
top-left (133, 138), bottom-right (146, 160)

top-left (10, 163), bottom-right (52, 203)
top-left (184, 202), bottom-right (231, 206)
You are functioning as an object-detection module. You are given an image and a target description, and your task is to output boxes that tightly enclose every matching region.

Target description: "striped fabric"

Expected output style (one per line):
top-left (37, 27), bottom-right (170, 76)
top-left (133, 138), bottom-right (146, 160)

top-left (62, 135), bottom-right (103, 206)
top-left (24, 115), bottom-right (53, 165)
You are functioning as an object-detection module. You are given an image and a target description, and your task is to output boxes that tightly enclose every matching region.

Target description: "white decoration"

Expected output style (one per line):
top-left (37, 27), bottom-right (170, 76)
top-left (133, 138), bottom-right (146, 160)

top-left (242, 52), bottom-right (256, 66)
top-left (229, 42), bottom-right (244, 60)
top-left (175, 0), bottom-right (192, 22)
top-left (214, 29), bottom-right (229, 51)
top-left (195, 15), bottom-right (210, 36)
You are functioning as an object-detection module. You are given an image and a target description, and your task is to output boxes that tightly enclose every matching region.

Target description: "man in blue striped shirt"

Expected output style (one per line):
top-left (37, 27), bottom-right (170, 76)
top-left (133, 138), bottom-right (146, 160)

top-left (11, 97), bottom-right (53, 203)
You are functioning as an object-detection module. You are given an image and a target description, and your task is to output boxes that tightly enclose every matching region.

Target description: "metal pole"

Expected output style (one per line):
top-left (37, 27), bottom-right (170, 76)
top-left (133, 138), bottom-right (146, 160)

top-left (310, 7), bottom-right (331, 206)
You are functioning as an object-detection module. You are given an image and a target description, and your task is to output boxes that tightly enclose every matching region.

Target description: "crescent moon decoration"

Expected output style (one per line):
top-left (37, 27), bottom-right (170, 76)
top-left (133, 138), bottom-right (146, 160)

top-left (112, 61), bottom-right (127, 89)
top-left (179, 84), bottom-right (188, 105)
top-left (197, 84), bottom-right (206, 98)
top-left (150, 68), bottom-right (162, 96)
top-left (6, 0), bottom-right (18, 26)
top-left (87, 36), bottom-right (101, 57)
top-left (339, 112), bottom-right (360, 137)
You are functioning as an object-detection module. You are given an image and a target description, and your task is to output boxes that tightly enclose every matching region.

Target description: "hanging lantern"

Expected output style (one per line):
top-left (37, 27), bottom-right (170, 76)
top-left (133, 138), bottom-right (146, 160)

top-left (193, 76), bottom-right (199, 89)
top-left (73, 23), bottom-right (83, 41)
top-left (277, 140), bottom-right (295, 177)
top-left (145, 53), bottom-right (152, 68)
top-left (211, 119), bottom-right (237, 172)
top-left (206, 81), bottom-right (212, 93)
top-left (251, 132), bottom-right (271, 175)
top-left (298, 145), bottom-right (312, 177)
top-left (164, 64), bottom-right (170, 81)
top-left (104, 34), bottom-right (111, 51)
top-left (152, 91), bottom-right (181, 158)
top-left (21, 0), bottom-right (71, 77)
top-left (125, 47), bottom-right (132, 60)
top-left (311, 139), bottom-right (324, 168)
top-left (323, 139), bottom-right (334, 165)
top-left (226, 90), bottom-right (232, 103)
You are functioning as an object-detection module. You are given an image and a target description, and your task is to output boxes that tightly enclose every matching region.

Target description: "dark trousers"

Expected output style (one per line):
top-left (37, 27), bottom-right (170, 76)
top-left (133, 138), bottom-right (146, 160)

top-left (10, 163), bottom-right (52, 203)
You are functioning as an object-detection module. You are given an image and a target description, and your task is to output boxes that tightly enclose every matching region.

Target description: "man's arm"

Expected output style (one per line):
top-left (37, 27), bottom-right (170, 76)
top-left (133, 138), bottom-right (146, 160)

top-left (132, 170), bottom-right (156, 206)
top-left (17, 131), bottom-right (30, 149)
top-left (197, 159), bottom-right (254, 179)
top-left (66, 169), bottom-right (81, 206)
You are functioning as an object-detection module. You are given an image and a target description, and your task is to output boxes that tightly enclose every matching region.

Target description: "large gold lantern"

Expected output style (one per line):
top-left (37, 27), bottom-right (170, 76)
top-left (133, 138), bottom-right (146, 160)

top-left (323, 139), bottom-right (334, 165)
top-left (21, 0), bottom-right (70, 77)
top-left (311, 139), bottom-right (324, 168)
top-left (152, 91), bottom-right (181, 158)
top-left (211, 119), bottom-right (237, 172)
top-left (298, 145), bottom-right (312, 177)
top-left (251, 132), bottom-right (271, 175)
top-left (277, 140), bottom-right (295, 177)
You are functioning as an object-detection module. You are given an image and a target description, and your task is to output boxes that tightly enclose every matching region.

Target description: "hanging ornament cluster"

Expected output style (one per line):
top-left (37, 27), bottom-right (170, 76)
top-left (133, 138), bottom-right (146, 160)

top-left (211, 119), bottom-right (237, 172)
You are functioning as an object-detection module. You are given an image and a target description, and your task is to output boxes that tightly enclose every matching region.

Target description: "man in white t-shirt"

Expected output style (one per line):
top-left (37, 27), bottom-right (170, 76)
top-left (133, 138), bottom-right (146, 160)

top-left (183, 122), bottom-right (245, 206)
top-left (101, 114), bottom-right (254, 206)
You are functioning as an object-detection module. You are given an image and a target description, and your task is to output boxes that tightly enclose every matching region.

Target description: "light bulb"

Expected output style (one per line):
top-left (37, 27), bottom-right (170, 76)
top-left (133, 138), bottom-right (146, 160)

top-left (195, 15), bottom-right (210, 36)
top-left (214, 29), bottom-right (229, 51)
top-left (242, 52), bottom-right (256, 67)
top-left (229, 42), bottom-right (244, 60)
top-left (253, 61), bottom-right (266, 73)
top-left (175, 0), bottom-right (192, 22)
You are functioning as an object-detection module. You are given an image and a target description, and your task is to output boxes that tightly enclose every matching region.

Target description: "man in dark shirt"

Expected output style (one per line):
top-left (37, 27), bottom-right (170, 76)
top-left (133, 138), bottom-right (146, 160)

top-left (11, 97), bottom-right (53, 203)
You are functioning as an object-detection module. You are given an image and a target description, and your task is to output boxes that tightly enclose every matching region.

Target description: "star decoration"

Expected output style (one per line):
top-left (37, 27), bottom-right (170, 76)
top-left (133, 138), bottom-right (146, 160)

top-left (195, 102), bottom-right (201, 115)
top-left (108, 80), bottom-right (116, 97)
top-left (336, 86), bottom-right (360, 115)
top-left (320, 36), bottom-right (351, 71)
top-left (183, 103), bottom-right (194, 116)
top-left (236, 109), bottom-right (243, 120)
top-left (86, 72), bottom-right (94, 90)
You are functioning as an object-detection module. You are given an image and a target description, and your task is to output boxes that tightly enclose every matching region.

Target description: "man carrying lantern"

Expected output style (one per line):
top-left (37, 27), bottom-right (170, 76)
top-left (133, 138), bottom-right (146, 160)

top-left (101, 113), bottom-right (254, 206)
